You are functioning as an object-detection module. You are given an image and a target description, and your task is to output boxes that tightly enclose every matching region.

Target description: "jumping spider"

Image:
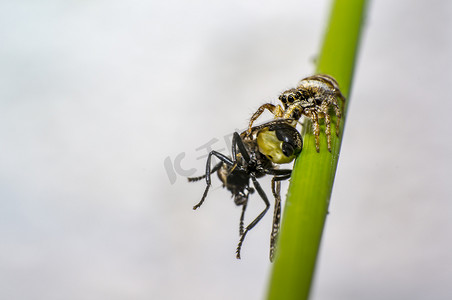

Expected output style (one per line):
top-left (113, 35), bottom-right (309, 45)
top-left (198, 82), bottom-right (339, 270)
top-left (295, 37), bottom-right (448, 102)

top-left (247, 74), bottom-right (346, 152)
top-left (188, 119), bottom-right (303, 261)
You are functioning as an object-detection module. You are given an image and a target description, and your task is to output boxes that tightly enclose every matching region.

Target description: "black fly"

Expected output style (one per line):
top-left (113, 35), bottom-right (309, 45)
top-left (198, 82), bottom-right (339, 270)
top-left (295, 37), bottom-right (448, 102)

top-left (188, 119), bottom-right (302, 261)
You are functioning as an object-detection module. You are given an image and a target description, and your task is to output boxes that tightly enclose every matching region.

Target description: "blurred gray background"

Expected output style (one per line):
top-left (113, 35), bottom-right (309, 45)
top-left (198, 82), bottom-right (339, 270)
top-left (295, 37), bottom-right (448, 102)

top-left (1, 0), bottom-right (451, 299)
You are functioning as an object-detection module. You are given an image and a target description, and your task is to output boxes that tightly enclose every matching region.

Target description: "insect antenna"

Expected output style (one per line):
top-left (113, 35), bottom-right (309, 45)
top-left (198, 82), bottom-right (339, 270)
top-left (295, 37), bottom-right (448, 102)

top-left (187, 175), bottom-right (206, 182)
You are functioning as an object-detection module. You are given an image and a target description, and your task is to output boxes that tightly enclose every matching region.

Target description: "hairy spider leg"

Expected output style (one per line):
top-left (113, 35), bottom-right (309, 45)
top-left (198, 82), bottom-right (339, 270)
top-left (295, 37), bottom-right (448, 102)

top-left (247, 103), bottom-right (285, 133)
top-left (282, 104), bottom-right (322, 152)
top-left (323, 109), bottom-right (332, 151)
top-left (311, 110), bottom-right (321, 152)
top-left (192, 152), bottom-right (234, 210)
top-left (332, 101), bottom-right (342, 136)
top-left (335, 87), bottom-right (347, 103)
top-left (332, 93), bottom-right (345, 136)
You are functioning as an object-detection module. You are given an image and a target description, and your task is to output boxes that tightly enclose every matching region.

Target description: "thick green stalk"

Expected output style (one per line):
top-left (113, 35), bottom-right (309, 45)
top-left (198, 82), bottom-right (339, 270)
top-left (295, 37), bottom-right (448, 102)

top-left (267, 1), bottom-right (367, 299)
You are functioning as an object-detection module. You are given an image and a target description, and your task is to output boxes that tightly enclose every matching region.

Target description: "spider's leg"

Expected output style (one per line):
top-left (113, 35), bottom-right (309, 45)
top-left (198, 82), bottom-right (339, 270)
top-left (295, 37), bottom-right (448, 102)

top-left (269, 173), bottom-right (291, 262)
top-left (333, 88), bottom-right (346, 136)
top-left (324, 110), bottom-right (332, 152)
top-left (282, 103), bottom-right (303, 123)
top-left (336, 89), bottom-right (346, 104)
top-left (309, 110), bottom-right (321, 152)
top-left (192, 151), bottom-right (234, 210)
top-left (236, 176), bottom-right (270, 259)
top-left (332, 101), bottom-right (342, 137)
top-left (248, 103), bottom-right (284, 133)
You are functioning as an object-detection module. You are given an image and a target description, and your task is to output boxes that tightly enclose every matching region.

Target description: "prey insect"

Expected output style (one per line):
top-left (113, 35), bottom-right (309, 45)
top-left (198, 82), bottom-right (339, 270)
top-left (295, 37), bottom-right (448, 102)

top-left (248, 74), bottom-right (346, 152)
top-left (188, 119), bottom-right (302, 261)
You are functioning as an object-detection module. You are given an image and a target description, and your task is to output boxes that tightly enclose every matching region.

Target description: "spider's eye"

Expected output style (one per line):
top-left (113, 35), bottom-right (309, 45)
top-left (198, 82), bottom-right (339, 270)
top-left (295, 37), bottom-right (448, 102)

top-left (282, 143), bottom-right (294, 157)
top-left (288, 95), bottom-right (294, 103)
top-left (279, 95), bottom-right (287, 103)
top-left (296, 91), bottom-right (302, 98)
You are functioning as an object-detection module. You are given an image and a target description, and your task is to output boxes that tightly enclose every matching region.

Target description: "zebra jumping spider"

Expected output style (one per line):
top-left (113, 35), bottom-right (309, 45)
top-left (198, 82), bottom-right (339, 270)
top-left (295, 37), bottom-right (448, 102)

top-left (247, 74), bottom-right (346, 152)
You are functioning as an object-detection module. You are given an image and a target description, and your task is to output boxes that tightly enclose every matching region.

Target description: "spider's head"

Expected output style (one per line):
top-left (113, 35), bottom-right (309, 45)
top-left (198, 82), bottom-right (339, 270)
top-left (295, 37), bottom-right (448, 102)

top-left (256, 122), bottom-right (302, 164)
top-left (278, 88), bottom-right (302, 107)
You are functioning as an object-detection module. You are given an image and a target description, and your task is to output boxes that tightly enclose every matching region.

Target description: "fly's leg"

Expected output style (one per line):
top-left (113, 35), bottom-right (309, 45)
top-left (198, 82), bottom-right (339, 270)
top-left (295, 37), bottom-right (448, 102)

top-left (269, 173), bottom-right (291, 262)
top-left (269, 179), bottom-right (281, 262)
top-left (187, 162), bottom-right (222, 182)
top-left (239, 201), bottom-right (248, 236)
top-left (236, 176), bottom-right (270, 259)
top-left (191, 153), bottom-right (233, 210)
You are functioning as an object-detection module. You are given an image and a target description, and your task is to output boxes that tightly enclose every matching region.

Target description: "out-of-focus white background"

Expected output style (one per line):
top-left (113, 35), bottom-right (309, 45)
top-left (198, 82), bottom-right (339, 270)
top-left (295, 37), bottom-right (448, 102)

top-left (1, 0), bottom-right (451, 299)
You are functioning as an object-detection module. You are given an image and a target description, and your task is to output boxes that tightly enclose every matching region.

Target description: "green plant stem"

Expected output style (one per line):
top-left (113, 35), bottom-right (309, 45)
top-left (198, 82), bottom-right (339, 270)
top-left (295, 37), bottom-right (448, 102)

top-left (267, 1), bottom-right (368, 299)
